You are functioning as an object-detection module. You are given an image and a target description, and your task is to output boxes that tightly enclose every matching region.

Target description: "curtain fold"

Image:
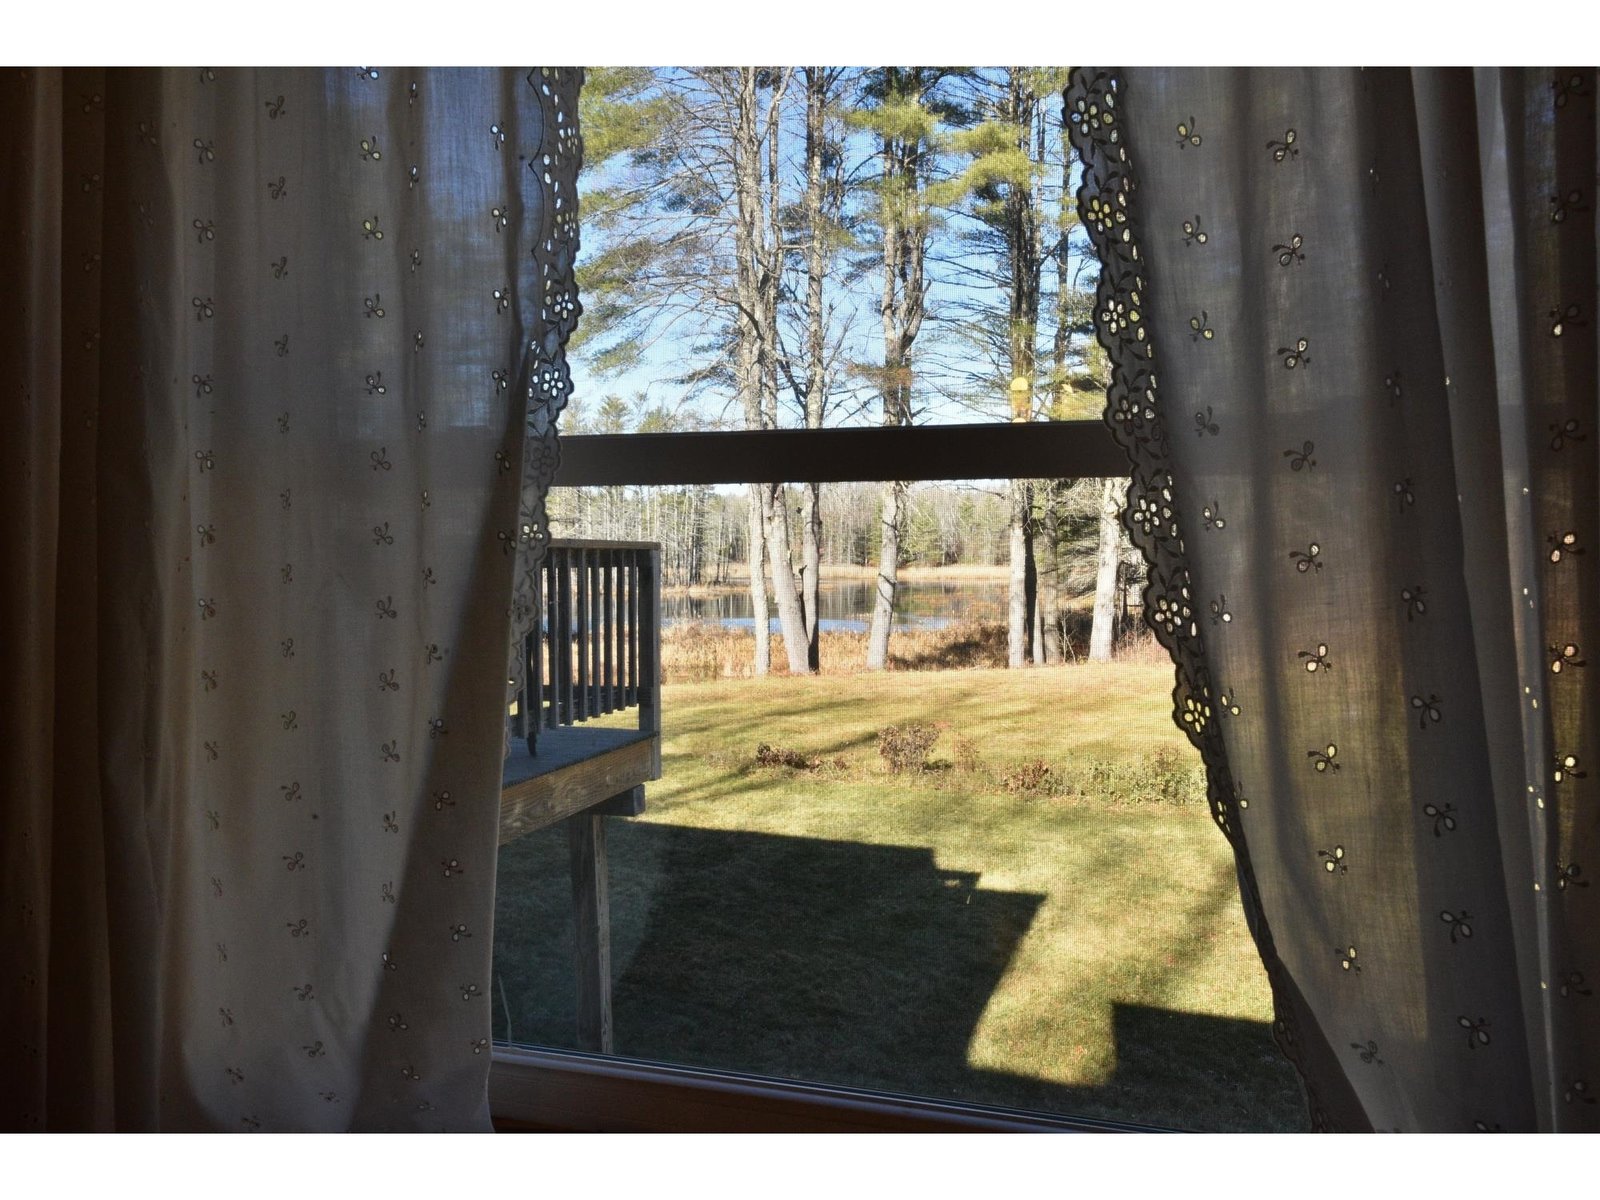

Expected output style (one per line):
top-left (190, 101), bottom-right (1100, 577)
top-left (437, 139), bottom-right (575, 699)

top-left (0, 66), bottom-right (582, 1132)
top-left (1067, 66), bottom-right (1597, 1131)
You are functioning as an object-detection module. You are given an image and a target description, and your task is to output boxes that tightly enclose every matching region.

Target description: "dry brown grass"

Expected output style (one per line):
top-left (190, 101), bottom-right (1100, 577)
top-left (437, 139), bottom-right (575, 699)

top-left (659, 621), bottom-right (999, 682)
top-left (660, 613), bottom-right (1162, 684)
top-left (1112, 624), bottom-right (1171, 666)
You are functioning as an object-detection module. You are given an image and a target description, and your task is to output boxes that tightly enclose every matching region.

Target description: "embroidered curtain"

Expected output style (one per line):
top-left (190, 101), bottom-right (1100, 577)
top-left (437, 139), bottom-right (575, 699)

top-left (0, 66), bottom-right (581, 1131)
top-left (1067, 67), bottom-right (1597, 1131)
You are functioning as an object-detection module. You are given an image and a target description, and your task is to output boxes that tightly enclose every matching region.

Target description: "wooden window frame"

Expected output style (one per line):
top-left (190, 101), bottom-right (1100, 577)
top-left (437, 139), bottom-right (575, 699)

top-left (491, 419), bottom-right (1150, 1133)
top-left (489, 1046), bottom-right (1163, 1133)
top-left (549, 419), bottom-right (1128, 487)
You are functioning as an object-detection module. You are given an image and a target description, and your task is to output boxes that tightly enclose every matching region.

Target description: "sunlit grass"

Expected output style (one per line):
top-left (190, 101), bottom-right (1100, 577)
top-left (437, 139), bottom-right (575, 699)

top-left (493, 663), bottom-right (1308, 1131)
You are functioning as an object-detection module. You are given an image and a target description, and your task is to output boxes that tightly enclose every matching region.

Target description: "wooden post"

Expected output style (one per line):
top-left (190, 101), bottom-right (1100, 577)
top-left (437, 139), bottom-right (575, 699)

top-left (567, 812), bottom-right (613, 1055)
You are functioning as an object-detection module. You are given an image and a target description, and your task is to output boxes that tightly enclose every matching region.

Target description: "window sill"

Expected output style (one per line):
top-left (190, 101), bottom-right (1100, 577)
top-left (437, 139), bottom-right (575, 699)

top-left (488, 1045), bottom-right (1166, 1133)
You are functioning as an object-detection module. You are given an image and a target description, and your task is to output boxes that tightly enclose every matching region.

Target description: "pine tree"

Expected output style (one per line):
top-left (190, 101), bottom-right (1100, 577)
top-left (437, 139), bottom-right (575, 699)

top-left (850, 68), bottom-right (970, 670)
top-left (938, 68), bottom-right (1086, 667)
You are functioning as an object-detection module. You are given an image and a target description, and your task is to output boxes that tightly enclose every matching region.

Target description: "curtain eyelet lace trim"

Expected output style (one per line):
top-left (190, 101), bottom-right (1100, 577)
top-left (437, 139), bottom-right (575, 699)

top-left (1065, 66), bottom-right (1332, 1131)
top-left (507, 67), bottom-right (584, 742)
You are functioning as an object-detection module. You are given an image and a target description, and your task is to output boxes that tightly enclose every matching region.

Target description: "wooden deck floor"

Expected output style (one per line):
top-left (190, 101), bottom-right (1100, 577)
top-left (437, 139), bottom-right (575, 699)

top-left (499, 725), bottom-right (658, 845)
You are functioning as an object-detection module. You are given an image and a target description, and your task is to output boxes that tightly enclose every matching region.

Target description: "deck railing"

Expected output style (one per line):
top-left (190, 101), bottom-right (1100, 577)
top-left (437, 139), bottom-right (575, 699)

top-left (511, 539), bottom-right (661, 758)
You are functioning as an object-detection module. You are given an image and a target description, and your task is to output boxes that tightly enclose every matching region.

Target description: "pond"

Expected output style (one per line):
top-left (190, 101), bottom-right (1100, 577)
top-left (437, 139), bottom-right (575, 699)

top-left (662, 578), bottom-right (1008, 632)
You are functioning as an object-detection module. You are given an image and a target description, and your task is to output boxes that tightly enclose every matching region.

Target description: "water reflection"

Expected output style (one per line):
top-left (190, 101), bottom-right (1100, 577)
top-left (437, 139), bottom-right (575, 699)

top-left (661, 579), bottom-right (1006, 632)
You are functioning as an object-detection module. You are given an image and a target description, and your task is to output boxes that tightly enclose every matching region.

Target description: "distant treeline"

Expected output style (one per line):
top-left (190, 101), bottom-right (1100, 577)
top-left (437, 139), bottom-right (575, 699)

top-left (552, 481), bottom-right (1022, 583)
top-left (548, 476), bottom-right (1144, 620)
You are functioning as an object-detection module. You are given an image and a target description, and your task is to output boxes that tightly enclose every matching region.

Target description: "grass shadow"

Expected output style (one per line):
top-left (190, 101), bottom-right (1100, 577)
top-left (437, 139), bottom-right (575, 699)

top-left (493, 819), bottom-right (1308, 1131)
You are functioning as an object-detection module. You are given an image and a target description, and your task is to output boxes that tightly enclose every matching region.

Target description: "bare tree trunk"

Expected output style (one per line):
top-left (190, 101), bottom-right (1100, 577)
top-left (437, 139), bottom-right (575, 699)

top-left (1031, 583), bottom-right (1045, 665)
top-left (1028, 482), bottom-right (1043, 666)
top-left (731, 70), bottom-right (768, 676)
top-left (689, 487), bottom-right (706, 584)
top-left (1003, 70), bottom-right (1042, 671)
top-left (869, 113), bottom-right (905, 673)
top-left (1042, 90), bottom-right (1076, 669)
top-left (863, 69), bottom-right (930, 670)
top-left (1007, 479), bottom-right (1032, 668)
top-left (761, 88), bottom-right (809, 675)
top-left (1039, 480), bottom-right (1063, 662)
top-left (1030, 497), bottom-right (1045, 665)
top-left (796, 68), bottom-right (836, 673)
top-left (800, 481), bottom-right (821, 668)
top-left (748, 484), bottom-right (771, 673)
top-left (764, 484), bottom-right (810, 673)
top-left (718, 503), bottom-right (730, 585)
top-left (865, 479), bottom-right (905, 669)
top-left (1089, 477), bottom-right (1121, 662)
top-left (726, 67), bottom-right (793, 676)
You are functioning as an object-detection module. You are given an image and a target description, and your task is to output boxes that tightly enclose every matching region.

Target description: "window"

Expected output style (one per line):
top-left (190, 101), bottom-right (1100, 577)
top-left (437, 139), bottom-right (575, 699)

top-left (487, 427), bottom-right (1304, 1133)
top-left (488, 66), bottom-right (1304, 1133)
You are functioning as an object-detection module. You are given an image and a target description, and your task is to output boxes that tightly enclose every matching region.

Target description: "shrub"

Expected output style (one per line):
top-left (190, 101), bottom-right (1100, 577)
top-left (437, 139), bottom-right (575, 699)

top-left (1000, 758), bottom-right (1054, 794)
top-left (952, 736), bottom-right (982, 774)
top-left (1067, 746), bottom-right (1204, 805)
top-left (755, 743), bottom-right (817, 770)
top-left (753, 743), bottom-right (845, 772)
top-left (877, 722), bottom-right (940, 774)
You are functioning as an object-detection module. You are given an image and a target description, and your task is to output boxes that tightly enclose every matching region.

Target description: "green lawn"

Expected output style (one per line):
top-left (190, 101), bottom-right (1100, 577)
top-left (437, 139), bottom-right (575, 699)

top-left (492, 664), bottom-right (1309, 1132)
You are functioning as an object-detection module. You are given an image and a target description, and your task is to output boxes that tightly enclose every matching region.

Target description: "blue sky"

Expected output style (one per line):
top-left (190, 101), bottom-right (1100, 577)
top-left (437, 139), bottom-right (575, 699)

top-left (566, 68), bottom-right (1094, 435)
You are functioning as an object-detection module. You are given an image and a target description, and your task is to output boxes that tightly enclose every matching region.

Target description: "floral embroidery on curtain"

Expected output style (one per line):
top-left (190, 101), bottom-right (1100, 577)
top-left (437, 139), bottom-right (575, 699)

top-left (1065, 66), bottom-right (1598, 1133)
top-left (167, 65), bottom-right (587, 1132)
top-left (0, 65), bottom-right (584, 1132)
top-left (1064, 68), bottom-right (1340, 1130)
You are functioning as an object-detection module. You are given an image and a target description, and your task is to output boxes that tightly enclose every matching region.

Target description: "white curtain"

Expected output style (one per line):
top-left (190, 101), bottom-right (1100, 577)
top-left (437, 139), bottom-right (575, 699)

top-left (0, 66), bottom-right (582, 1131)
top-left (1067, 66), bottom-right (1597, 1131)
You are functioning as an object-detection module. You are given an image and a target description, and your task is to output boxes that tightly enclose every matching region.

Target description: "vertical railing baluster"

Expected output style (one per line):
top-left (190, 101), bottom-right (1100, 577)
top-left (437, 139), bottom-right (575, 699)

top-left (559, 549), bottom-right (574, 725)
top-left (589, 550), bottom-right (600, 717)
top-left (603, 549), bottom-right (614, 715)
top-left (512, 628), bottom-right (530, 748)
top-left (617, 548), bottom-right (629, 708)
top-left (590, 550), bottom-right (602, 717)
top-left (546, 551), bottom-right (557, 726)
top-left (573, 549), bottom-right (581, 722)
top-left (630, 550), bottom-right (639, 706)
top-left (629, 550), bottom-right (641, 706)
top-left (618, 549), bottom-right (628, 710)
top-left (528, 541), bottom-right (664, 734)
top-left (528, 562), bottom-right (543, 753)
top-left (618, 550), bottom-right (628, 708)
top-left (576, 549), bottom-right (590, 721)
top-left (544, 553), bottom-right (559, 729)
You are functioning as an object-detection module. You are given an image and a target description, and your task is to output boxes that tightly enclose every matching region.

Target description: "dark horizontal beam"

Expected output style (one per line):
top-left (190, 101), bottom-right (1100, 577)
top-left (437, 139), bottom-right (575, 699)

top-left (549, 421), bottom-right (1129, 487)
